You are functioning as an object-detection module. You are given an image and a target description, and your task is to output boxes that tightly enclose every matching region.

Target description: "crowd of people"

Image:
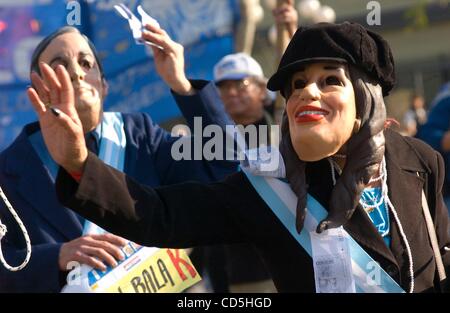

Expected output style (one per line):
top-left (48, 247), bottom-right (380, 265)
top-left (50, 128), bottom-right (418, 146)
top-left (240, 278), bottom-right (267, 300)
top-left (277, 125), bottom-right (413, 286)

top-left (0, 2), bottom-right (449, 293)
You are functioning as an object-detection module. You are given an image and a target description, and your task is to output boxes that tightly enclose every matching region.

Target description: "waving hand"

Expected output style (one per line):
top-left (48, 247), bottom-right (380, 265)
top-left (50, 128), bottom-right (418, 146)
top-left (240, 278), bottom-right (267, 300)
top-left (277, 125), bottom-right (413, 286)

top-left (27, 63), bottom-right (88, 173)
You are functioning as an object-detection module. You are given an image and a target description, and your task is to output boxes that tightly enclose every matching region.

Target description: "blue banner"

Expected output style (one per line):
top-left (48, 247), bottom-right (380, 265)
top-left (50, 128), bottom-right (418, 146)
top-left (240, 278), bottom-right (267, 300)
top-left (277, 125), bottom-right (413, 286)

top-left (0, 0), bottom-right (239, 151)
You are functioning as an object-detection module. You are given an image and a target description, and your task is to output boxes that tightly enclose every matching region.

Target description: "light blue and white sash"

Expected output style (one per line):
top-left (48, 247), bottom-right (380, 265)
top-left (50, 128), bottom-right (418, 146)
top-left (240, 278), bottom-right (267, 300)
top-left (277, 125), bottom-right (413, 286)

top-left (241, 147), bottom-right (404, 293)
top-left (82, 112), bottom-right (126, 235)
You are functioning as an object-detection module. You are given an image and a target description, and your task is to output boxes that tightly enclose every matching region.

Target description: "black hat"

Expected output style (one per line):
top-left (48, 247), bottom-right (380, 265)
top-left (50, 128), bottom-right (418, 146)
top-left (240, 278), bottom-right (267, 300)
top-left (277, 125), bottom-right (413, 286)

top-left (267, 22), bottom-right (396, 97)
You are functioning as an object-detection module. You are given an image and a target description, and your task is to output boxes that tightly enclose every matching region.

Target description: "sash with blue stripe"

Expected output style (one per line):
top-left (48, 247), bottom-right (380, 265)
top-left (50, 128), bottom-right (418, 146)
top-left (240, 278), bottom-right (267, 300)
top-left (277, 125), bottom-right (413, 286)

top-left (83, 112), bottom-right (126, 234)
top-left (242, 168), bottom-right (404, 293)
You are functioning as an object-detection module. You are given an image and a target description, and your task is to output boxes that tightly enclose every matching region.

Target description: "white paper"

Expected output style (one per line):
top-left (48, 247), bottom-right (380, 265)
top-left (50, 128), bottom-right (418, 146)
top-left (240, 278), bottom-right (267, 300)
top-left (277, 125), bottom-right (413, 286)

top-left (114, 4), bottom-right (163, 50)
top-left (310, 227), bottom-right (356, 293)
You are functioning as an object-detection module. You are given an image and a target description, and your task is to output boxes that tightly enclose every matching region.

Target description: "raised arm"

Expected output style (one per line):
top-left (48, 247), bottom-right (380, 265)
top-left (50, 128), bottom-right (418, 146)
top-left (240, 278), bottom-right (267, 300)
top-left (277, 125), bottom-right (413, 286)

top-left (142, 24), bottom-right (194, 96)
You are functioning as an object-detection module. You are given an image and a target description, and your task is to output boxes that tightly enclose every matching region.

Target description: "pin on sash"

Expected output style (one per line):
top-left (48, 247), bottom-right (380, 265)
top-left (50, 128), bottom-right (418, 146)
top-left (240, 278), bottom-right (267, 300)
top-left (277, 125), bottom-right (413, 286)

top-left (114, 3), bottom-right (163, 50)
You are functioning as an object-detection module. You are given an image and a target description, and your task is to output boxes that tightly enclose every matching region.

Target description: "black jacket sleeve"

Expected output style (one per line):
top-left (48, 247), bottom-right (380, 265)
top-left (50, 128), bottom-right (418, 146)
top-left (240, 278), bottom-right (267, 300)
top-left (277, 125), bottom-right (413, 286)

top-left (55, 152), bottom-right (247, 248)
top-left (431, 148), bottom-right (450, 284)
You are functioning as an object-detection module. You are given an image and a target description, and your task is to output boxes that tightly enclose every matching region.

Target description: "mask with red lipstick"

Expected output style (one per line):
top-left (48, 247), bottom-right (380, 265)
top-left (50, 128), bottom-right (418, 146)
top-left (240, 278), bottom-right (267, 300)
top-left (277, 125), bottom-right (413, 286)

top-left (267, 22), bottom-right (394, 234)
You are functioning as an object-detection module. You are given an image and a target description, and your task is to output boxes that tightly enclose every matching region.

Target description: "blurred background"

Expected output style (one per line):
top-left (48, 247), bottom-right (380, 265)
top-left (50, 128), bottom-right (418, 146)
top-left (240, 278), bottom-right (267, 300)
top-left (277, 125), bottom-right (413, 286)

top-left (1, 0), bottom-right (450, 150)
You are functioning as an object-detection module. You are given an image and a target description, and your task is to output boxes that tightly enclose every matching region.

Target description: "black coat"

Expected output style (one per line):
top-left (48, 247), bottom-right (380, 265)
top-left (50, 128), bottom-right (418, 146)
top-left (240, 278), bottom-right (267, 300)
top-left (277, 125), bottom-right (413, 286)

top-left (56, 129), bottom-right (450, 292)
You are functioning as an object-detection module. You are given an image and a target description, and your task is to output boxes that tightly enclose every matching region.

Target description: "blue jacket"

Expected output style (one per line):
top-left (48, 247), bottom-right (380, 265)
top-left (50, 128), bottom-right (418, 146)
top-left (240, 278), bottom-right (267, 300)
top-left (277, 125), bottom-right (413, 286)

top-left (0, 81), bottom-right (237, 292)
top-left (417, 82), bottom-right (450, 189)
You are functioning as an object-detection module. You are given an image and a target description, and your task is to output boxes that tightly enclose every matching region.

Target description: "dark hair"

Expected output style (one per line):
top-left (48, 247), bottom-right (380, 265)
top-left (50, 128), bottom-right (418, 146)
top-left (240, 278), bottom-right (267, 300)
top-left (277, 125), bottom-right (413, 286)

top-left (30, 26), bottom-right (104, 79)
top-left (279, 64), bottom-right (386, 233)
